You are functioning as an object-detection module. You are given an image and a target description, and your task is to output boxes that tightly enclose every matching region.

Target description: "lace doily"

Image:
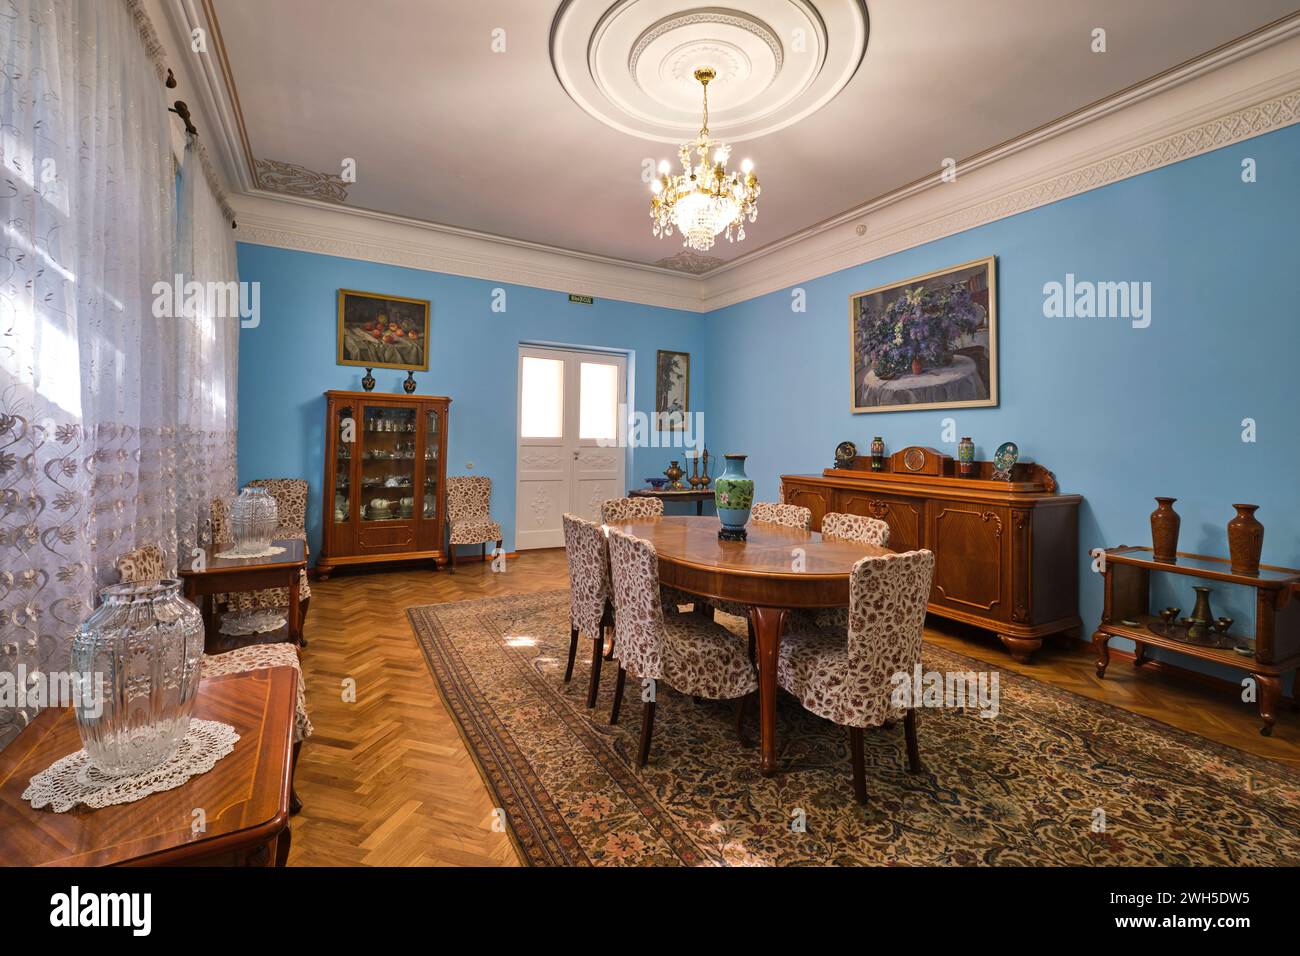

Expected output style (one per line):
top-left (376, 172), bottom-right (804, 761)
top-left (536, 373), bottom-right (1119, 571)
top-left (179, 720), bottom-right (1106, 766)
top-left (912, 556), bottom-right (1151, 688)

top-left (220, 608), bottom-right (287, 636)
top-left (214, 544), bottom-right (287, 560)
top-left (23, 719), bottom-right (240, 813)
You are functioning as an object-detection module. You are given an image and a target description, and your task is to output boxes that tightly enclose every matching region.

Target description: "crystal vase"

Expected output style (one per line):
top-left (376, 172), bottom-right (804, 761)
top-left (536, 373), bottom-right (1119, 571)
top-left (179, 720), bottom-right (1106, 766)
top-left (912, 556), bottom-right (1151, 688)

top-left (71, 580), bottom-right (205, 777)
top-left (230, 486), bottom-right (278, 554)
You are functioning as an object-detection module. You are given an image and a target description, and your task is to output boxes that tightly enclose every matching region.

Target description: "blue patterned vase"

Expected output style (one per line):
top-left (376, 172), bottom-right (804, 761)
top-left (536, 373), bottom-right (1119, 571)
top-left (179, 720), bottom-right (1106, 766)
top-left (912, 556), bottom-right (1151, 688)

top-left (714, 454), bottom-right (754, 541)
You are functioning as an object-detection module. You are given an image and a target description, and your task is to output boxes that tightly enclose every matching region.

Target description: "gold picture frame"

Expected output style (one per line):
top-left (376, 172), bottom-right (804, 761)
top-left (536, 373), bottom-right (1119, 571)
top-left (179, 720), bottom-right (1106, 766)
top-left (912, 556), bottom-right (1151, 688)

top-left (337, 288), bottom-right (431, 371)
top-left (655, 349), bottom-right (690, 430)
top-left (848, 255), bottom-right (998, 414)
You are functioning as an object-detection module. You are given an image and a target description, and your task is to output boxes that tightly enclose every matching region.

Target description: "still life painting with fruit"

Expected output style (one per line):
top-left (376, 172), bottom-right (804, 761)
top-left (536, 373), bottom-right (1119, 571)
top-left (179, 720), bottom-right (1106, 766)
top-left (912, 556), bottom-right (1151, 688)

top-left (337, 288), bottom-right (431, 371)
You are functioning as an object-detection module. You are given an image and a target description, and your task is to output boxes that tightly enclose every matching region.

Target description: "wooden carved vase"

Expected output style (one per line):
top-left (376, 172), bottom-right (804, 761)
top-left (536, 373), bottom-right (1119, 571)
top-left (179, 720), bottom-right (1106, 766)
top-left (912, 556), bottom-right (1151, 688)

top-left (1227, 504), bottom-right (1264, 575)
top-left (1149, 497), bottom-right (1180, 563)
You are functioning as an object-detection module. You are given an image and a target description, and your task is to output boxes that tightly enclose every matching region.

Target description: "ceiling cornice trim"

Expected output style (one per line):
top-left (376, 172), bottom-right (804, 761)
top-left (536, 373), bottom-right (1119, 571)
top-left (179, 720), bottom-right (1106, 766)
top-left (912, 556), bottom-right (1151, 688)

top-left (232, 194), bottom-right (703, 312)
top-left (208, 13), bottom-right (1300, 314)
top-left (699, 28), bottom-right (1300, 310)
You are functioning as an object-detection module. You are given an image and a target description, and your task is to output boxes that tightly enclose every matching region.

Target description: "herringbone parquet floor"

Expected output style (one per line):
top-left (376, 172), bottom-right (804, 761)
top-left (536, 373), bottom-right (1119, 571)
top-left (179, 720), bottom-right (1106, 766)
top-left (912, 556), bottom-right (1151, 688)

top-left (291, 549), bottom-right (1300, 866)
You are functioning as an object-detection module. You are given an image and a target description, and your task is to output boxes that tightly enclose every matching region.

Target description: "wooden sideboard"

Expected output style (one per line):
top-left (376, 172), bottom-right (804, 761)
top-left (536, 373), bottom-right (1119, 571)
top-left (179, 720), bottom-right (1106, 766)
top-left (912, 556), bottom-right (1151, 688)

top-left (781, 447), bottom-right (1082, 661)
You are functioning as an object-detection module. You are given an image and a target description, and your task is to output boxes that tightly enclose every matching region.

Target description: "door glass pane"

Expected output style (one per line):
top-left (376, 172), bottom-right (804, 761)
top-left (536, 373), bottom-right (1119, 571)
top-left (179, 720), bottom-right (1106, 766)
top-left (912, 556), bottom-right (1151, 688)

top-left (334, 405), bottom-right (353, 523)
top-left (579, 362), bottom-right (618, 441)
top-left (520, 356), bottom-right (563, 438)
top-left (424, 408), bottom-right (439, 519)
top-left (361, 406), bottom-right (417, 521)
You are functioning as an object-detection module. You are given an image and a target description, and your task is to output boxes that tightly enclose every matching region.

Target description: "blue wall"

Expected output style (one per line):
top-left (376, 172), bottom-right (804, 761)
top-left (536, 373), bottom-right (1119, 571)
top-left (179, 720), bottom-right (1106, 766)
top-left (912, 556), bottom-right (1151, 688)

top-left (702, 123), bottom-right (1300, 662)
top-left (235, 245), bottom-right (706, 558)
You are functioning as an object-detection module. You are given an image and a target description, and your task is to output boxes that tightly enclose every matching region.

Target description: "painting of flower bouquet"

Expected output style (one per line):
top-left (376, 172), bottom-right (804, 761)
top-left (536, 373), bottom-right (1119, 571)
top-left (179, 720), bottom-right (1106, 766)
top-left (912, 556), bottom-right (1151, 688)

top-left (337, 289), bottom-right (431, 371)
top-left (849, 256), bottom-right (997, 413)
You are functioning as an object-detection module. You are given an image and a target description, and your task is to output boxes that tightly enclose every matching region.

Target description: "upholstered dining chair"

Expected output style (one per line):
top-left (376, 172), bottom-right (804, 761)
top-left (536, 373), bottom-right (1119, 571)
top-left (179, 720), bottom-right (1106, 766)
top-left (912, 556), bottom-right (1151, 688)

top-left (777, 548), bottom-right (935, 803)
top-left (599, 495), bottom-right (694, 612)
top-left (562, 513), bottom-right (616, 708)
top-left (707, 501), bottom-right (813, 655)
top-left (210, 478), bottom-right (313, 645)
top-left (115, 543), bottom-right (312, 814)
top-left (806, 511), bottom-right (893, 629)
top-left (446, 475), bottom-right (503, 572)
top-left (605, 526), bottom-right (757, 767)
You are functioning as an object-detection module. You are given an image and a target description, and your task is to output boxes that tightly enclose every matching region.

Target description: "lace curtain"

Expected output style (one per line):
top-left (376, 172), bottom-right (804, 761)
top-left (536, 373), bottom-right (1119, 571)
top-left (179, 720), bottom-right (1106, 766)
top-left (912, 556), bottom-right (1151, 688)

top-left (0, 0), bottom-right (239, 748)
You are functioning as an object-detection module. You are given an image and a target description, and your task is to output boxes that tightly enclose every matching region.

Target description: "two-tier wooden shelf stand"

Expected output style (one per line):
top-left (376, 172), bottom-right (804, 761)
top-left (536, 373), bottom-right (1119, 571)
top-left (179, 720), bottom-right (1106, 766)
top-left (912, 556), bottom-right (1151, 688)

top-left (1092, 546), bottom-right (1300, 736)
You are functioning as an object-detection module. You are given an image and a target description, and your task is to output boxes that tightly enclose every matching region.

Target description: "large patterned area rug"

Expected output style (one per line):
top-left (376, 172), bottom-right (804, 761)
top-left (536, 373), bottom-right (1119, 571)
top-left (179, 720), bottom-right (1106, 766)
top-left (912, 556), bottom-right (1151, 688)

top-left (408, 590), bottom-right (1300, 866)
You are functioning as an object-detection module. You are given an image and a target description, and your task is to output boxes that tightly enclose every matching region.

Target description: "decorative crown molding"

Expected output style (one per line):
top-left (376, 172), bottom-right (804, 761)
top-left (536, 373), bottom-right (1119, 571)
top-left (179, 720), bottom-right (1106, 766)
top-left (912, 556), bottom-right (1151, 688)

top-left (178, 6), bottom-right (1300, 315)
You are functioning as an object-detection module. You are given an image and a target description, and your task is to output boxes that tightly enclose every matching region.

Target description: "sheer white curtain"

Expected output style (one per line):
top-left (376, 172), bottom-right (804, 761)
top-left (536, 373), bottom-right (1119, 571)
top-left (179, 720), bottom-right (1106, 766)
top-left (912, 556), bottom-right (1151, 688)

top-left (0, 0), bottom-right (238, 747)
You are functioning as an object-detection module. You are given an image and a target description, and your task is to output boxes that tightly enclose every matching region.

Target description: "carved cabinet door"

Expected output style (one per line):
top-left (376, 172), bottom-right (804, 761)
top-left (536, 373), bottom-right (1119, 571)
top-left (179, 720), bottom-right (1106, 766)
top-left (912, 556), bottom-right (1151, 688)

top-left (834, 491), bottom-right (925, 553)
top-left (926, 503), bottom-right (1011, 622)
top-left (784, 484), bottom-right (830, 529)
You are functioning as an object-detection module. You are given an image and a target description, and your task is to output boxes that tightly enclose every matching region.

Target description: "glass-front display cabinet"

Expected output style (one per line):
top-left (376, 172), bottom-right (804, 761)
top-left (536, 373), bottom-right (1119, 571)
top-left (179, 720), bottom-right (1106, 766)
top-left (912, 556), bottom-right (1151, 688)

top-left (318, 390), bottom-right (450, 578)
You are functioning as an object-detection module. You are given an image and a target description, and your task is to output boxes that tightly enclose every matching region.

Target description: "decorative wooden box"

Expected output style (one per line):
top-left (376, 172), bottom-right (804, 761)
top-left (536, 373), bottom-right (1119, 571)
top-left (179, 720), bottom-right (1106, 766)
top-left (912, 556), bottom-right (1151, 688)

top-left (781, 446), bottom-right (1082, 661)
top-left (318, 390), bottom-right (450, 578)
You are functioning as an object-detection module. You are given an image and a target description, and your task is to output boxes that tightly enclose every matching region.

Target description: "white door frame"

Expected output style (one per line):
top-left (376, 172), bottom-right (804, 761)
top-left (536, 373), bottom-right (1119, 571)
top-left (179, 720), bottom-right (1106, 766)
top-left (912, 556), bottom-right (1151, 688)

top-left (515, 345), bottom-right (628, 549)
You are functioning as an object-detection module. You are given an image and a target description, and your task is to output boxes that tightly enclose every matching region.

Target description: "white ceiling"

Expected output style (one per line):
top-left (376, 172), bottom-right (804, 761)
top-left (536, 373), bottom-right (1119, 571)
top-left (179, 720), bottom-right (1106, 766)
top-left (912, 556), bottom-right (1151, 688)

top-left (209, 0), bottom-right (1299, 272)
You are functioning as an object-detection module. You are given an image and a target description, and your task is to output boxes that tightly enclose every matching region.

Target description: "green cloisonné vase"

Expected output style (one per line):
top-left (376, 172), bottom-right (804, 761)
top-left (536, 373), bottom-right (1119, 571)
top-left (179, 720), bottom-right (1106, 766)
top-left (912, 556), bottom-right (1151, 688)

top-left (714, 454), bottom-right (754, 541)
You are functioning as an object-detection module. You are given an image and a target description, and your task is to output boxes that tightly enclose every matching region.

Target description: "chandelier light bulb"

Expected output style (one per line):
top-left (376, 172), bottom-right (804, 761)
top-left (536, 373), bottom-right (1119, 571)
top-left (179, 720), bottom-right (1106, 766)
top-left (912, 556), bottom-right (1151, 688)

top-left (658, 159), bottom-right (671, 174)
top-left (651, 180), bottom-right (662, 194)
top-left (741, 158), bottom-right (754, 174)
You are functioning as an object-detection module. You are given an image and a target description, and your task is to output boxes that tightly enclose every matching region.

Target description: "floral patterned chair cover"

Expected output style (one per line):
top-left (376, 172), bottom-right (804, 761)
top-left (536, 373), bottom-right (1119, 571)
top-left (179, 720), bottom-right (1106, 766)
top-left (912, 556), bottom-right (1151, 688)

top-left (599, 496), bottom-right (693, 612)
top-left (446, 475), bottom-right (503, 570)
top-left (606, 526), bottom-right (758, 765)
top-left (115, 544), bottom-right (313, 743)
top-left (210, 479), bottom-right (313, 616)
top-left (777, 549), bottom-right (934, 800)
top-left (562, 513), bottom-right (615, 706)
top-left (807, 511), bottom-right (893, 629)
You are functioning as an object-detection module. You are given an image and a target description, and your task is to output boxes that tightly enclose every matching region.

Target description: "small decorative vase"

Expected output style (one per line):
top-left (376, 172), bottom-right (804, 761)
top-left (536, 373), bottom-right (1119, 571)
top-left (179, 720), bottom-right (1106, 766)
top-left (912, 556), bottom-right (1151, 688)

top-left (870, 436), bottom-right (885, 472)
top-left (230, 486), bottom-right (278, 554)
top-left (911, 357), bottom-right (924, 376)
top-left (1227, 504), bottom-right (1264, 575)
top-left (71, 580), bottom-right (205, 777)
top-left (403, 370), bottom-right (417, 394)
top-left (699, 447), bottom-right (711, 488)
top-left (714, 454), bottom-right (754, 541)
top-left (1150, 497), bottom-right (1180, 563)
top-left (664, 460), bottom-right (685, 490)
top-left (1185, 586), bottom-right (1215, 643)
top-left (957, 436), bottom-right (975, 478)
top-left (361, 368), bottom-right (376, 392)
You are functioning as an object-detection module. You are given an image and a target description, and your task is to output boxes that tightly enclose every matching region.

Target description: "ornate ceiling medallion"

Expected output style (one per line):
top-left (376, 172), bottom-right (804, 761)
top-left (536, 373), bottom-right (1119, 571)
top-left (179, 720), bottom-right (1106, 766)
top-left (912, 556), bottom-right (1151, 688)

top-left (551, 0), bottom-right (868, 143)
top-left (254, 158), bottom-right (349, 203)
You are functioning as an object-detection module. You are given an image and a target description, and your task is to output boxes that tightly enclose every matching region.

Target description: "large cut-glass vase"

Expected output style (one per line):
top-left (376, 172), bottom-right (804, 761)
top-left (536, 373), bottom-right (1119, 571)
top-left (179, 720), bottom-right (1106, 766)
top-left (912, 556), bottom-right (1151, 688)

top-left (71, 580), bottom-right (205, 777)
top-left (714, 454), bottom-right (754, 541)
top-left (230, 486), bottom-right (278, 554)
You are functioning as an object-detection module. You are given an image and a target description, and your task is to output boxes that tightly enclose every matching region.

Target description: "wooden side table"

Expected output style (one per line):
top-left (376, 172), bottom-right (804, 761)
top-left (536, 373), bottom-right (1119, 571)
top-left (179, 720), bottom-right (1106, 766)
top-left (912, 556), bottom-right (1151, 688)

top-left (0, 668), bottom-right (297, 866)
top-left (180, 538), bottom-right (307, 651)
top-left (628, 487), bottom-right (713, 516)
top-left (1092, 546), bottom-right (1300, 736)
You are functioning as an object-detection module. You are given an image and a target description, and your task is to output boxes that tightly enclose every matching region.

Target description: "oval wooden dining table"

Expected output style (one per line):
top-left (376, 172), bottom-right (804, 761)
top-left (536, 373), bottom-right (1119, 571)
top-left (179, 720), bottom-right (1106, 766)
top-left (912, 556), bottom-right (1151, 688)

top-left (617, 515), bottom-right (889, 776)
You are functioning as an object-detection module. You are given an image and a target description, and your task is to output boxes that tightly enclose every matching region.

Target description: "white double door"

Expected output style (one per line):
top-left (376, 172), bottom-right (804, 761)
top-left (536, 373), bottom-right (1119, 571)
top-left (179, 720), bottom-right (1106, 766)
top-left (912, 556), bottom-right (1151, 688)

top-left (515, 346), bottom-right (627, 549)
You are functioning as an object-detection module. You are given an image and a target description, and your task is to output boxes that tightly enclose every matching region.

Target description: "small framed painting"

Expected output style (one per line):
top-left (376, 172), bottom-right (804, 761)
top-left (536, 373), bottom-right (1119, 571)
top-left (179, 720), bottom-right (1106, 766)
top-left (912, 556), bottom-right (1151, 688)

top-left (337, 289), bottom-right (431, 371)
top-left (655, 349), bottom-right (690, 430)
top-left (849, 256), bottom-right (998, 413)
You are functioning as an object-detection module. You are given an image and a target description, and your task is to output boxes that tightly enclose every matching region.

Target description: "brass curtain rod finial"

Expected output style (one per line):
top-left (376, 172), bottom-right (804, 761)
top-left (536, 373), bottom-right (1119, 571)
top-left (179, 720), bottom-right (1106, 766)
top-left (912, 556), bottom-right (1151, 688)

top-left (169, 100), bottom-right (197, 136)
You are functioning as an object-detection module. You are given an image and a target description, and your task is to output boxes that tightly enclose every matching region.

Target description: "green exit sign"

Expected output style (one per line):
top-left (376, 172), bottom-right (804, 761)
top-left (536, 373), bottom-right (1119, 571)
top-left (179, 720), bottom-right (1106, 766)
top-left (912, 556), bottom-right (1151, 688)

top-left (568, 294), bottom-right (594, 305)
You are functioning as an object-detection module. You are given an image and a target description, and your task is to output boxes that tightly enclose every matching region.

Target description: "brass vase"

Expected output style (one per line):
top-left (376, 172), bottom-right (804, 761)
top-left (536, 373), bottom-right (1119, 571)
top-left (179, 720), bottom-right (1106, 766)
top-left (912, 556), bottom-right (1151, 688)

top-left (1227, 504), bottom-right (1263, 575)
top-left (1185, 586), bottom-right (1215, 644)
top-left (664, 460), bottom-right (685, 490)
top-left (699, 447), bottom-right (711, 488)
top-left (1149, 497), bottom-right (1180, 563)
top-left (687, 454), bottom-right (702, 489)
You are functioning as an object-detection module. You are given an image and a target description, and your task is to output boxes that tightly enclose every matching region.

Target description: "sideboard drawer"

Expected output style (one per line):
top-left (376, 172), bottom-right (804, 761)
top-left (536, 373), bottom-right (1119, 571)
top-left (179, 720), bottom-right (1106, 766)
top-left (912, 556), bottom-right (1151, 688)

top-left (832, 491), bottom-right (925, 553)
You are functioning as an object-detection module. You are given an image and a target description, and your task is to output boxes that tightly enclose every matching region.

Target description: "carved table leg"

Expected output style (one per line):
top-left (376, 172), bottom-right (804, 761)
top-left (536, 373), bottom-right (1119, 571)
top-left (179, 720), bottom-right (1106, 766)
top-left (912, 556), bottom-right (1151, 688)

top-left (1133, 640), bottom-right (1149, 667)
top-left (1000, 633), bottom-right (1041, 664)
top-left (751, 606), bottom-right (788, 777)
top-left (1256, 673), bottom-right (1281, 737)
top-left (274, 824), bottom-right (292, 867)
top-left (1091, 630), bottom-right (1112, 678)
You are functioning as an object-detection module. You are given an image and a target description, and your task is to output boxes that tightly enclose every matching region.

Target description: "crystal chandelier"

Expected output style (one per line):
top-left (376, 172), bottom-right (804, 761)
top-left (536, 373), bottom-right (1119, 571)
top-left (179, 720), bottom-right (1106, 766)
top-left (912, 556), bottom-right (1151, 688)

top-left (650, 67), bottom-right (760, 252)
